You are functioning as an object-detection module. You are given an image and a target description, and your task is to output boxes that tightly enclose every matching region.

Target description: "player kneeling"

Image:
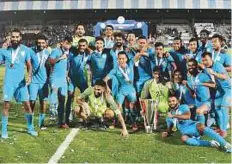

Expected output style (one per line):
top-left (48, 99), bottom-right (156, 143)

top-left (162, 94), bottom-right (231, 153)
top-left (73, 80), bottom-right (128, 137)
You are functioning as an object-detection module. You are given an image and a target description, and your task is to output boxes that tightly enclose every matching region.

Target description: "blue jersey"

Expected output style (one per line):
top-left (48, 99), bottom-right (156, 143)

top-left (173, 83), bottom-right (195, 106)
top-left (205, 62), bottom-right (231, 93)
top-left (89, 50), bottom-right (113, 82)
top-left (187, 73), bottom-right (211, 107)
top-left (0, 45), bottom-right (31, 84)
top-left (108, 58), bottom-right (134, 90)
top-left (49, 48), bottom-right (69, 83)
top-left (169, 104), bottom-right (194, 130)
top-left (199, 40), bottom-right (213, 53)
top-left (187, 48), bottom-right (203, 64)
top-left (30, 47), bottom-right (50, 84)
top-left (110, 47), bottom-right (134, 69)
top-left (211, 50), bottom-right (231, 68)
top-left (110, 48), bottom-right (125, 69)
top-left (169, 48), bottom-right (188, 79)
top-left (68, 52), bottom-right (90, 83)
top-left (151, 55), bottom-right (174, 74)
top-left (104, 38), bottom-right (114, 49)
top-left (135, 48), bottom-right (153, 80)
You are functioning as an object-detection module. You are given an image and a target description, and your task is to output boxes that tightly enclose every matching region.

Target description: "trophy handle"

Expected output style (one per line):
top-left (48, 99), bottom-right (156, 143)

top-left (152, 100), bottom-right (159, 130)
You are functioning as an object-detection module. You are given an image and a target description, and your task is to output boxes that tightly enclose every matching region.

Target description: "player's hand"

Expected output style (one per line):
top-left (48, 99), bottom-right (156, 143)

top-left (182, 80), bottom-right (188, 86)
top-left (161, 132), bottom-right (168, 138)
top-left (103, 77), bottom-right (108, 83)
top-left (198, 63), bottom-right (205, 70)
top-left (26, 76), bottom-right (32, 86)
top-left (121, 129), bottom-right (129, 137)
top-left (164, 52), bottom-right (170, 57)
top-left (167, 112), bottom-right (173, 118)
top-left (59, 54), bottom-right (67, 60)
top-left (87, 47), bottom-right (93, 54)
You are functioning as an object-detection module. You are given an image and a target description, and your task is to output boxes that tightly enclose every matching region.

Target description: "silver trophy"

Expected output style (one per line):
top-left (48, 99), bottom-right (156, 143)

top-left (139, 99), bottom-right (159, 133)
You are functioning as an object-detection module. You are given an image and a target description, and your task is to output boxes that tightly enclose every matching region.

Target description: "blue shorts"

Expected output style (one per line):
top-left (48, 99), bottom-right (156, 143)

top-left (215, 89), bottom-right (231, 108)
top-left (116, 86), bottom-right (137, 105)
top-left (136, 77), bottom-right (151, 93)
top-left (3, 82), bottom-right (29, 102)
top-left (28, 83), bottom-right (49, 101)
top-left (179, 122), bottom-right (200, 137)
top-left (50, 79), bottom-right (67, 97)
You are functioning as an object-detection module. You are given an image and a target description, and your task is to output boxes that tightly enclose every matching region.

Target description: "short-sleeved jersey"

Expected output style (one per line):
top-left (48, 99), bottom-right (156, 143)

top-left (49, 48), bottom-right (69, 83)
top-left (187, 48), bottom-right (203, 64)
top-left (204, 62), bottom-right (231, 93)
top-left (68, 52), bottom-right (90, 84)
top-left (89, 50), bottom-right (113, 82)
top-left (199, 40), bottom-right (213, 53)
top-left (30, 47), bottom-right (50, 84)
top-left (169, 48), bottom-right (188, 79)
top-left (151, 55), bottom-right (175, 73)
top-left (135, 48), bottom-right (154, 80)
top-left (107, 57), bottom-right (134, 89)
top-left (104, 38), bottom-right (114, 49)
top-left (187, 73), bottom-right (211, 106)
top-left (171, 83), bottom-right (195, 106)
top-left (211, 50), bottom-right (231, 68)
top-left (0, 45), bottom-right (31, 84)
top-left (176, 104), bottom-right (194, 131)
top-left (169, 104), bottom-right (193, 131)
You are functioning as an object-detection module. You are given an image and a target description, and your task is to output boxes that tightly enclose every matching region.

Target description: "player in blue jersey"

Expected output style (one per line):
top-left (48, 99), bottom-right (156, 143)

top-left (186, 59), bottom-right (214, 125)
top-left (48, 36), bottom-right (73, 128)
top-left (110, 32), bottom-right (129, 68)
top-left (151, 42), bottom-right (176, 81)
top-left (89, 37), bottom-right (118, 97)
top-left (210, 34), bottom-right (231, 72)
top-left (134, 36), bottom-right (154, 95)
top-left (89, 37), bottom-right (113, 84)
top-left (187, 38), bottom-right (204, 69)
top-left (0, 29), bottom-right (37, 138)
top-left (104, 51), bottom-right (138, 130)
top-left (103, 25), bottom-right (115, 49)
top-left (199, 29), bottom-right (213, 53)
top-left (65, 38), bottom-right (91, 125)
top-left (169, 37), bottom-right (188, 80)
top-left (29, 34), bottom-right (50, 129)
top-left (162, 94), bottom-right (231, 153)
top-left (169, 70), bottom-right (196, 120)
top-left (126, 32), bottom-right (137, 52)
top-left (202, 52), bottom-right (231, 138)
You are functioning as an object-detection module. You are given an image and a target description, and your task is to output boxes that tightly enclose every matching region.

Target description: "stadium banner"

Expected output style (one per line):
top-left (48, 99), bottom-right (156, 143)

top-left (94, 20), bottom-right (148, 37)
top-left (0, 0), bottom-right (230, 11)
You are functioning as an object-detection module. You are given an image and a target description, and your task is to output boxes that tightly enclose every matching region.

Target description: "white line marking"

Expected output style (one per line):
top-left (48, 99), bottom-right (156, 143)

top-left (48, 128), bottom-right (79, 164)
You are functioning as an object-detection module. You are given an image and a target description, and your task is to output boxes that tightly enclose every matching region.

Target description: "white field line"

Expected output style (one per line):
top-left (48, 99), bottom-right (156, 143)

top-left (48, 128), bottom-right (79, 164)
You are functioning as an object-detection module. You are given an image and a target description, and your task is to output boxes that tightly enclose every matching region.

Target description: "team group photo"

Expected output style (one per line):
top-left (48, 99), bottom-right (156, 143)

top-left (0, 0), bottom-right (231, 163)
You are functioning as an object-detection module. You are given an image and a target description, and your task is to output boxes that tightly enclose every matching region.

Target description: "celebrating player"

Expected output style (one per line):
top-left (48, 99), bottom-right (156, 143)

top-left (104, 51), bottom-right (138, 130)
top-left (202, 52), bottom-right (231, 137)
top-left (0, 29), bottom-right (37, 138)
top-left (162, 94), bottom-right (231, 153)
top-left (48, 36), bottom-right (73, 128)
top-left (29, 34), bottom-right (50, 129)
